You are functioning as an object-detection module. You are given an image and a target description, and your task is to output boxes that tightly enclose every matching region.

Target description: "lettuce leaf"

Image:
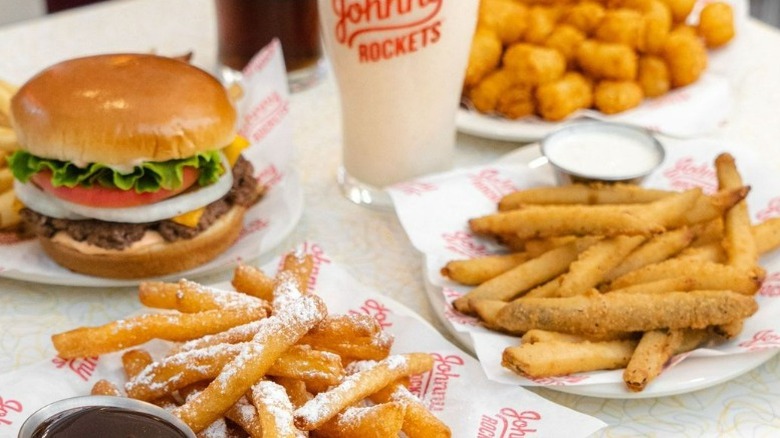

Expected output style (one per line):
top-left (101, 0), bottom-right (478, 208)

top-left (8, 150), bottom-right (225, 193)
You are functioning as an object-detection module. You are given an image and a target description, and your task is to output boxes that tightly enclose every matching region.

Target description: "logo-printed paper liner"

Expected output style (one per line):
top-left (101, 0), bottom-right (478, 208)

top-left (0, 243), bottom-right (607, 437)
top-left (388, 137), bottom-right (780, 394)
top-left (0, 40), bottom-right (302, 287)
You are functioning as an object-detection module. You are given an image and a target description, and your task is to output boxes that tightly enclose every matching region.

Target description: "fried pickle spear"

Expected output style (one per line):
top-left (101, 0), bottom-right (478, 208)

top-left (495, 290), bottom-right (757, 335)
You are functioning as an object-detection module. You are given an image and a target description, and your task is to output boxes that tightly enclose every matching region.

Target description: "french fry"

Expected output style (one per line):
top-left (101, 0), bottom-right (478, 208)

top-left (607, 258), bottom-right (761, 295)
top-left (441, 252), bottom-right (530, 285)
top-left (52, 306), bottom-right (269, 359)
top-left (453, 238), bottom-right (595, 313)
top-left (173, 294), bottom-right (327, 432)
top-left (293, 353), bottom-right (434, 431)
top-left (502, 338), bottom-right (638, 377)
top-left (470, 299), bottom-right (508, 332)
top-left (634, 188), bottom-right (702, 228)
top-left (523, 236), bottom-right (577, 257)
top-left (0, 189), bottom-right (20, 229)
top-left (675, 243), bottom-right (726, 263)
top-left (495, 290), bottom-right (758, 335)
top-left (522, 276), bottom-right (564, 298)
top-left (498, 183), bottom-right (670, 210)
top-left (755, 217), bottom-right (780, 254)
top-left (0, 126), bottom-right (18, 152)
top-left (232, 264), bottom-right (276, 301)
top-left (690, 218), bottom-right (724, 247)
top-left (521, 329), bottom-right (633, 344)
top-left (607, 277), bottom-right (697, 294)
top-left (604, 227), bottom-right (695, 282)
top-left (623, 329), bottom-right (684, 392)
top-left (250, 380), bottom-right (300, 438)
top-left (314, 402), bottom-right (406, 438)
top-left (369, 382), bottom-right (452, 438)
top-left (556, 235), bottom-right (645, 297)
top-left (679, 187), bottom-right (749, 226)
top-left (91, 379), bottom-right (123, 396)
top-left (716, 153), bottom-right (761, 278)
top-left (469, 204), bottom-right (663, 239)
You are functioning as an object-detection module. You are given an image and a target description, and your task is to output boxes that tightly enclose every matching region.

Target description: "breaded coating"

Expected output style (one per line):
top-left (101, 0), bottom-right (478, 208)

top-left (577, 40), bottom-right (638, 80)
top-left (535, 72), bottom-right (593, 121)
top-left (593, 80), bottom-right (644, 114)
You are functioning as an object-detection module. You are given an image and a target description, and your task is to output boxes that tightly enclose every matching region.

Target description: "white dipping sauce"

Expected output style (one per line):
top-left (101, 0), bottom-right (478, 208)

top-left (543, 125), bottom-right (663, 179)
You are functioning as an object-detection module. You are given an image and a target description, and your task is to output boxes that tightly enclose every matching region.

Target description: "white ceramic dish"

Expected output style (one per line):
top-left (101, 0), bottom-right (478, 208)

top-left (0, 169), bottom-right (304, 287)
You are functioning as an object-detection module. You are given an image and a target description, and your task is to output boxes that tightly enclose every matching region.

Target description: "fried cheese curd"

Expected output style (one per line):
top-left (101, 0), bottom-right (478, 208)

top-left (462, 0), bottom-right (736, 121)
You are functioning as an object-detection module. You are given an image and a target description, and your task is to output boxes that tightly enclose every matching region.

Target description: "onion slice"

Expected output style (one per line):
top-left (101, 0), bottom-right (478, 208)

top-left (15, 154), bottom-right (235, 224)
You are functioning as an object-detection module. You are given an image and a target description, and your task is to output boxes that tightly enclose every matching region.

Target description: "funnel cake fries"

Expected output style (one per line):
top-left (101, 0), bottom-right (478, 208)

top-left (444, 153), bottom-right (778, 392)
top-left (51, 252), bottom-right (448, 436)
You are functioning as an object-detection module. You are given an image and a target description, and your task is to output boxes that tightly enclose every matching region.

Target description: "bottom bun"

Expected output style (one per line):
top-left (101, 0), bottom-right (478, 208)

top-left (39, 206), bottom-right (247, 279)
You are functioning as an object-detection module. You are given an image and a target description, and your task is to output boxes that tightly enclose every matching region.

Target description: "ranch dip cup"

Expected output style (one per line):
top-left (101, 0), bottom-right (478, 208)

top-left (541, 122), bottom-right (665, 185)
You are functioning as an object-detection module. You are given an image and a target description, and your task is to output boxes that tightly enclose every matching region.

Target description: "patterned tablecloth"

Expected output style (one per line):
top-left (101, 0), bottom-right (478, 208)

top-left (1, 0), bottom-right (779, 436)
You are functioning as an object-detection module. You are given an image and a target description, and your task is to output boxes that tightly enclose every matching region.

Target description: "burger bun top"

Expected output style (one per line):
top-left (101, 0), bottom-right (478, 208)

top-left (11, 53), bottom-right (237, 167)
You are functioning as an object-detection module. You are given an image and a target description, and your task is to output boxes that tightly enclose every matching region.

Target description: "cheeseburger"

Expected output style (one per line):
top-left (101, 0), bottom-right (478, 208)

top-left (9, 54), bottom-right (261, 279)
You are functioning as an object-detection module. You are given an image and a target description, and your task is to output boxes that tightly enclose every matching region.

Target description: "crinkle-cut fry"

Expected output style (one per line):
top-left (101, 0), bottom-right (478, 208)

top-left (250, 380), bottom-right (301, 438)
top-left (623, 329), bottom-right (683, 392)
top-left (521, 329), bottom-right (634, 344)
top-left (273, 377), bottom-right (313, 408)
top-left (755, 217), bottom-right (780, 254)
top-left (232, 264), bottom-right (276, 301)
top-left (121, 349), bottom-right (153, 380)
top-left (681, 186), bottom-right (750, 226)
top-left (469, 204), bottom-right (663, 239)
top-left (441, 252), bottom-right (530, 286)
top-left (91, 379), bottom-right (123, 396)
top-left (173, 294), bottom-right (327, 433)
top-left (607, 259), bottom-right (761, 295)
top-left (604, 227), bottom-right (695, 282)
top-left (369, 382), bottom-right (451, 438)
top-left (557, 235), bottom-right (645, 297)
top-left (293, 353), bottom-right (434, 431)
top-left (139, 279), bottom-right (267, 312)
top-left (127, 343), bottom-right (340, 401)
top-left (495, 290), bottom-right (758, 335)
top-left (452, 238), bottom-right (595, 314)
top-left (497, 183), bottom-right (671, 211)
top-left (173, 320), bottom-right (264, 354)
top-left (606, 277), bottom-right (697, 294)
top-left (224, 396), bottom-right (264, 438)
top-left (502, 338), bottom-right (639, 378)
top-left (716, 153), bottom-right (762, 278)
top-left (314, 402), bottom-right (406, 438)
top-left (52, 306), bottom-right (268, 359)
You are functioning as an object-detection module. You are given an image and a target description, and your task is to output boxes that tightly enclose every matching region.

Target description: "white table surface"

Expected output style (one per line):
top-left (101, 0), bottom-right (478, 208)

top-left (1, 0), bottom-right (779, 436)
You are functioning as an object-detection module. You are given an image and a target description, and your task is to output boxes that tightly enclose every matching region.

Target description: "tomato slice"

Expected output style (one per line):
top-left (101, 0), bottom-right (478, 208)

top-left (30, 167), bottom-right (200, 208)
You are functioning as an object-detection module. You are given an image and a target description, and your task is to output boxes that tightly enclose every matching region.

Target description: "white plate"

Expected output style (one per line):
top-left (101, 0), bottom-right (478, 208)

top-left (393, 138), bottom-right (780, 399)
top-left (0, 169), bottom-right (304, 287)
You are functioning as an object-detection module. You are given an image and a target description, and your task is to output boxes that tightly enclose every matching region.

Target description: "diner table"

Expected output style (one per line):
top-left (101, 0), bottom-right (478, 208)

top-left (0, 0), bottom-right (779, 436)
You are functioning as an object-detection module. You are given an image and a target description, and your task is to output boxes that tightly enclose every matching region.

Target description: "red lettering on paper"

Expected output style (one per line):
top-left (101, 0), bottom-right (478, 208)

top-left (350, 298), bottom-right (393, 329)
top-left (330, 0), bottom-right (444, 62)
top-left (645, 88), bottom-right (692, 109)
top-left (478, 408), bottom-right (542, 437)
top-left (238, 219), bottom-right (269, 241)
top-left (758, 272), bottom-right (780, 297)
top-left (443, 303), bottom-right (480, 326)
top-left (441, 287), bottom-right (461, 299)
top-left (393, 181), bottom-right (438, 196)
top-left (662, 157), bottom-right (717, 194)
top-left (257, 164), bottom-right (283, 190)
top-left (0, 397), bottom-right (23, 427)
top-left (243, 39), bottom-right (278, 76)
top-left (442, 231), bottom-right (490, 259)
top-left (52, 356), bottom-right (99, 381)
top-left (298, 242), bottom-right (331, 290)
top-left (238, 91), bottom-right (289, 143)
top-left (739, 330), bottom-right (780, 351)
top-left (409, 353), bottom-right (463, 412)
top-left (757, 197), bottom-right (780, 222)
top-left (471, 169), bottom-right (519, 203)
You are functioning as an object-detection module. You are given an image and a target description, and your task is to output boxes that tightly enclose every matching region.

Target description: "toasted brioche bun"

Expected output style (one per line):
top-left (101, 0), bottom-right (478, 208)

top-left (38, 205), bottom-right (247, 279)
top-left (11, 53), bottom-right (236, 167)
